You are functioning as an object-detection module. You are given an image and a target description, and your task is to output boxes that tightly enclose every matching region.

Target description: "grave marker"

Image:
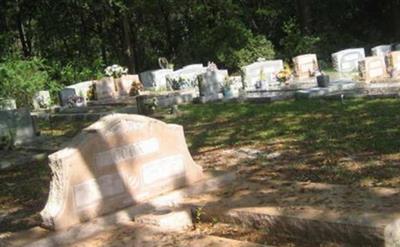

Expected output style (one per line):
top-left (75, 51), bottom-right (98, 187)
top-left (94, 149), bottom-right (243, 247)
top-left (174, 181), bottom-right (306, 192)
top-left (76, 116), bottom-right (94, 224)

top-left (32, 91), bottom-right (51, 110)
top-left (116, 74), bottom-right (140, 96)
top-left (139, 69), bottom-right (174, 90)
top-left (241, 60), bottom-right (283, 90)
top-left (387, 51), bottom-right (400, 78)
top-left (332, 48), bottom-right (365, 73)
top-left (371, 45), bottom-right (392, 57)
top-left (41, 114), bottom-right (203, 230)
top-left (0, 108), bottom-right (35, 145)
top-left (95, 77), bottom-right (117, 100)
top-left (359, 56), bottom-right (387, 82)
top-left (166, 64), bottom-right (206, 90)
top-left (292, 54), bottom-right (318, 79)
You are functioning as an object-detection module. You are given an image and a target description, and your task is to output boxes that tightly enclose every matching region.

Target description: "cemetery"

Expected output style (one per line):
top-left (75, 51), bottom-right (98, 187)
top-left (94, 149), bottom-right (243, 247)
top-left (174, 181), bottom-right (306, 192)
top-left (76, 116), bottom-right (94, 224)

top-left (2, 1), bottom-right (400, 246)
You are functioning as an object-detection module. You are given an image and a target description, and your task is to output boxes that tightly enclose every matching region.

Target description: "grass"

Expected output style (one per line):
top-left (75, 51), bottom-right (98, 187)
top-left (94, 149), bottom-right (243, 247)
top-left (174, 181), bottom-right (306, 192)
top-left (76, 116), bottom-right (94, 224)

top-left (1, 97), bottom-right (400, 233)
top-left (167, 98), bottom-right (400, 186)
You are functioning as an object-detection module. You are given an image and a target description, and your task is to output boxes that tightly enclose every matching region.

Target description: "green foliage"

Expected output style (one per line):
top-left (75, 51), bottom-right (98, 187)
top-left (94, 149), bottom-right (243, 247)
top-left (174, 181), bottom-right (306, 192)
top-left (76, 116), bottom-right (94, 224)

top-left (225, 34), bottom-right (275, 70)
top-left (47, 59), bottom-right (104, 86)
top-left (0, 57), bottom-right (60, 107)
top-left (279, 19), bottom-right (320, 59)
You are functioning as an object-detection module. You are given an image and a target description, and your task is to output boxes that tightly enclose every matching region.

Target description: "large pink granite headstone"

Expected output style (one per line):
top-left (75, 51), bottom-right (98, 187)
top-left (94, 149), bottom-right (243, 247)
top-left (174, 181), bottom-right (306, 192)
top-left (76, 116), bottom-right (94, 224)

top-left (40, 114), bottom-right (203, 230)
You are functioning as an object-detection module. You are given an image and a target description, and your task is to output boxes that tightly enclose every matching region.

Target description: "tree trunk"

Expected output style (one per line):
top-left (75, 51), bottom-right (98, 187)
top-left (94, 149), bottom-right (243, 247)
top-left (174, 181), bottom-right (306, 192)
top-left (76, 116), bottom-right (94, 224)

top-left (122, 12), bottom-right (136, 73)
top-left (16, 2), bottom-right (30, 57)
top-left (296, 0), bottom-right (312, 34)
top-left (391, 0), bottom-right (400, 40)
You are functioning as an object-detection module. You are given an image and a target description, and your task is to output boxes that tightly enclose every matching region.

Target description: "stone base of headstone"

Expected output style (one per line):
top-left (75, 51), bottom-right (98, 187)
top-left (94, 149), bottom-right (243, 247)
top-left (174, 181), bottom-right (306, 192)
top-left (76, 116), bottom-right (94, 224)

top-left (199, 93), bottom-right (224, 103)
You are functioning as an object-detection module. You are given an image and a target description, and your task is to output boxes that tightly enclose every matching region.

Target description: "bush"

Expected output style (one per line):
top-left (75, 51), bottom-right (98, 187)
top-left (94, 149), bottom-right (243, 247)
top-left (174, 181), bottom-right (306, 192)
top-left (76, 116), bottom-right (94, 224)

top-left (230, 34), bottom-right (275, 69)
top-left (0, 57), bottom-right (61, 107)
top-left (279, 19), bottom-right (320, 60)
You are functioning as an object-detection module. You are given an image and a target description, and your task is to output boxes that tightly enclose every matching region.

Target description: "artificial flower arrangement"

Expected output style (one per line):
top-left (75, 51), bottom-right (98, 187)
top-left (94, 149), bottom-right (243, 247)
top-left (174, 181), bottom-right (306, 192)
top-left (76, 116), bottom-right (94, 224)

top-left (104, 64), bottom-right (128, 78)
top-left (168, 75), bottom-right (196, 90)
top-left (129, 80), bottom-right (144, 96)
top-left (276, 64), bottom-right (293, 83)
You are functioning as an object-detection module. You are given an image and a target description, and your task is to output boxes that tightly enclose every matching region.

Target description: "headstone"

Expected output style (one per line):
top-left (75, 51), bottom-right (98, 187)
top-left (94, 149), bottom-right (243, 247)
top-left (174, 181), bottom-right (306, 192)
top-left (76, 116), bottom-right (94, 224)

top-left (59, 81), bottom-right (95, 106)
top-left (387, 51), bottom-right (400, 78)
top-left (371, 45), bottom-right (392, 57)
top-left (95, 77), bottom-right (117, 100)
top-left (0, 108), bottom-right (35, 145)
top-left (332, 48), bottom-right (365, 73)
top-left (59, 88), bottom-right (76, 106)
top-left (116, 74), bottom-right (141, 96)
top-left (359, 56), bottom-right (387, 83)
top-left (292, 54), bottom-right (318, 79)
top-left (166, 64), bottom-right (206, 90)
top-left (198, 69), bottom-right (227, 103)
top-left (241, 60), bottom-right (283, 90)
top-left (139, 69), bottom-right (174, 90)
top-left (32, 91), bottom-right (51, 110)
top-left (0, 98), bottom-right (17, 110)
top-left (40, 114), bottom-right (203, 230)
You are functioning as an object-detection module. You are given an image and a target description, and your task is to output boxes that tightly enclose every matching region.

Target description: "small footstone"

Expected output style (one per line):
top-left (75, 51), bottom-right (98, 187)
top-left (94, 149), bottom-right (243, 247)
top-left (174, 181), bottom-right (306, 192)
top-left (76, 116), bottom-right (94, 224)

top-left (135, 209), bottom-right (193, 231)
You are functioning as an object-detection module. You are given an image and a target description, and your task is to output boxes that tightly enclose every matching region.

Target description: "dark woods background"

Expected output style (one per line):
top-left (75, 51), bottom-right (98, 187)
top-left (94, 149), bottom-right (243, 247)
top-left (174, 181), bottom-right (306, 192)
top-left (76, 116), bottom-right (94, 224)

top-left (0, 0), bottom-right (399, 90)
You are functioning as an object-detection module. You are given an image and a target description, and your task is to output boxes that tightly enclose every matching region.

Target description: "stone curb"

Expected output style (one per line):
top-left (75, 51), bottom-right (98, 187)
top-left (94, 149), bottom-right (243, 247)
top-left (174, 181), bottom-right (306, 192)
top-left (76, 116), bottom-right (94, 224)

top-left (198, 204), bottom-right (400, 246)
top-left (12, 172), bottom-right (236, 247)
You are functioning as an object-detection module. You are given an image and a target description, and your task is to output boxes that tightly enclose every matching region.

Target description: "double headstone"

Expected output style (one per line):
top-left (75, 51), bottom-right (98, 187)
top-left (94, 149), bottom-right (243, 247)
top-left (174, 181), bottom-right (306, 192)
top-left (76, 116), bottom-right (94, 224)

top-left (40, 114), bottom-right (203, 230)
top-left (241, 60), bottom-right (283, 90)
top-left (359, 56), bottom-right (387, 82)
top-left (292, 54), bottom-right (318, 79)
top-left (332, 48), bottom-right (365, 73)
top-left (139, 69), bottom-right (174, 90)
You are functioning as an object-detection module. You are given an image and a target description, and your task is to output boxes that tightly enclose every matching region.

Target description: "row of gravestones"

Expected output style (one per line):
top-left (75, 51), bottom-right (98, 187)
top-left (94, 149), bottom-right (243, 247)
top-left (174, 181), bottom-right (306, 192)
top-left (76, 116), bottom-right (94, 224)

top-left (57, 44), bottom-right (400, 107)
top-left (59, 75), bottom-right (140, 106)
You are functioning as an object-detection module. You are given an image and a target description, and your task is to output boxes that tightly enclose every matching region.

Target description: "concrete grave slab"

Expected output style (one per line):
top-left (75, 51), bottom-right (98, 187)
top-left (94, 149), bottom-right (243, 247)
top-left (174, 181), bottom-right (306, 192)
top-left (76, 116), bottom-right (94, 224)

top-left (40, 114), bottom-right (203, 230)
top-left (332, 48), bottom-right (365, 73)
top-left (292, 54), bottom-right (318, 79)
